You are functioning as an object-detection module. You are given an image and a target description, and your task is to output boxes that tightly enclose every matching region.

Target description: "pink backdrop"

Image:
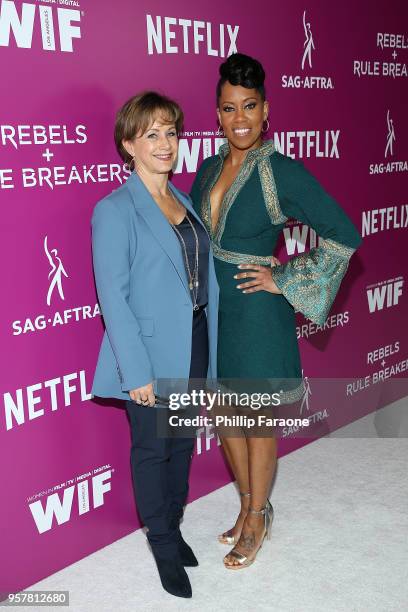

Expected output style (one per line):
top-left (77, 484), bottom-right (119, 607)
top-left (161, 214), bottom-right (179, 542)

top-left (1, 0), bottom-right (407, 594)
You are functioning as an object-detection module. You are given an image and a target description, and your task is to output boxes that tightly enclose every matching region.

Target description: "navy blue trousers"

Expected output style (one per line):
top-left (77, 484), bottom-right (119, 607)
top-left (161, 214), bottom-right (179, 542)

top-left (125, 308), bottom-right (208, 559)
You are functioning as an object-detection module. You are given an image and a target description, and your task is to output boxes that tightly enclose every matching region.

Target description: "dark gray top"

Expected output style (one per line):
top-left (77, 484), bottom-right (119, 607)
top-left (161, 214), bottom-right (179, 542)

top-left (172, 211), bottom-right (209, 307)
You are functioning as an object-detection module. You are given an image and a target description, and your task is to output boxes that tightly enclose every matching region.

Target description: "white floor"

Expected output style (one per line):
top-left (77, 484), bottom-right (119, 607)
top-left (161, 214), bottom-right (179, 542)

top-left (18, 401), bottom-right (408, 611)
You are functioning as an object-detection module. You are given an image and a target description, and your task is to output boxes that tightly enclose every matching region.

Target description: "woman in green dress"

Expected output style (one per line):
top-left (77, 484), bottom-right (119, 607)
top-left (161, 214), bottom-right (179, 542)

top-left (190, 53), bottom-right (362, 569)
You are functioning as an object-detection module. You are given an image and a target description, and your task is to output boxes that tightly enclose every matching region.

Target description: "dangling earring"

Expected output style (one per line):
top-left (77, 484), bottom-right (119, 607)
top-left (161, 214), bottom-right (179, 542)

top-left (125, 156), bottom-right (135, 172)
top-left (217, 122), bottom-right (225, 137)
top-left (262, 118), bottom-right (270, 133)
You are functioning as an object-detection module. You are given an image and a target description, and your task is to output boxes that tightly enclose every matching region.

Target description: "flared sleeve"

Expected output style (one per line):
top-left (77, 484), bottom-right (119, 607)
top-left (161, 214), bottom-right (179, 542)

top-left (271, 155), bottom-right (362, 325)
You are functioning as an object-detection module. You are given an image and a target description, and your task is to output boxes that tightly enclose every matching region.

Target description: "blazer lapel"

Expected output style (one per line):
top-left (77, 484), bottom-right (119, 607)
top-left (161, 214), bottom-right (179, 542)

top-left (125, 172), bottom-right (190, 297)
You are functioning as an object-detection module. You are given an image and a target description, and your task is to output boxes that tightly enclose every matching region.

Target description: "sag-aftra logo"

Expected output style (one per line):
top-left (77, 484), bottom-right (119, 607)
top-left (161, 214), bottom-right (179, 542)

top-left (0, 0), bottom-right (82, 52)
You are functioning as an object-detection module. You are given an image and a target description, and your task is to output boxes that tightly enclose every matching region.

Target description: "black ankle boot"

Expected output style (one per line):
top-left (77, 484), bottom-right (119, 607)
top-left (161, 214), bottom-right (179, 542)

top-left (178, 532), bottom-right (198, 567)
top-left (153, 553), bottom-right (192, 598)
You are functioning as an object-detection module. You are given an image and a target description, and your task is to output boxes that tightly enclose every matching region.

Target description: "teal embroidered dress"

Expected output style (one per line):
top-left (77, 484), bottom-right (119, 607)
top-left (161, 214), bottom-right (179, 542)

top-left (190, 140), bottom-right (362, 403)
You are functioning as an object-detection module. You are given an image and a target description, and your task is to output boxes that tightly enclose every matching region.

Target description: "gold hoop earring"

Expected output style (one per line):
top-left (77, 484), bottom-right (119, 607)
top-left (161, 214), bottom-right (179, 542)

top-left (262, 118), bottom-right (270, 133)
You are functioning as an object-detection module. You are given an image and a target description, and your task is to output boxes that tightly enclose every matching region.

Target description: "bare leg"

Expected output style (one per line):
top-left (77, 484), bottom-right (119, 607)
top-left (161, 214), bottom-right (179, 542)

top-left (247, 436), bottom-right (277, 510)
top-left (218, 435), bottom-right (250, 541)
top-left (224, 436), bottom-right (277, 566)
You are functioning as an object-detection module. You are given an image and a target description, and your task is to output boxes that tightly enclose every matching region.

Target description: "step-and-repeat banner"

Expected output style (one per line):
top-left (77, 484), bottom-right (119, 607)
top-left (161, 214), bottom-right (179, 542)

top-left (1, 0), bottom-right (407, 594)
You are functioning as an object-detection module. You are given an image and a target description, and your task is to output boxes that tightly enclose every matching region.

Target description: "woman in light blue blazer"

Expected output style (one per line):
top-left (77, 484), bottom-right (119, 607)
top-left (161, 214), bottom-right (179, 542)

top-left (91, 91), bottom-right (219, 599)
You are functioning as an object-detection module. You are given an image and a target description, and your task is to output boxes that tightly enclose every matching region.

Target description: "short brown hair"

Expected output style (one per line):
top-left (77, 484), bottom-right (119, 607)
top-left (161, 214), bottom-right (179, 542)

top-left (114, 91), bottom-right (184, 163)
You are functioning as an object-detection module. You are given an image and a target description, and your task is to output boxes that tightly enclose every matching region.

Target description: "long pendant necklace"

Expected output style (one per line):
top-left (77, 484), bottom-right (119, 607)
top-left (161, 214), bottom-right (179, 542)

top-left (169, 190), bottom-right (200, 310)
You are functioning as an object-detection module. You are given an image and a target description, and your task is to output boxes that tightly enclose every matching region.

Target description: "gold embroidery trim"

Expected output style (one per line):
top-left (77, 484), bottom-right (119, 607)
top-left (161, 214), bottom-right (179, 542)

top-left (278, 379), bottom-right (306, 405)
top-left (200, 157), bottom-right (222, 239)
top-left (319, 237), bottom-right (356, 259)
top-left (212, 244), bottom-right (273, 265)
top-left (218, 139), bottom-right (275, 161)
top-left (215, 378), bottom-right (306, 406)
top-left (258, 158), bottom-right (288, 224)
top-left (199, 163), bottom-right (215, 189)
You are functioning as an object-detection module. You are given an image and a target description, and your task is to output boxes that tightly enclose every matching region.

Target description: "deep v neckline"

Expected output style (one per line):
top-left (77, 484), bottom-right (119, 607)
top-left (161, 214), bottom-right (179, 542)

top-left (206, 144), bottom-right (262, 243)
top-left (198, 139), bottom-right (288, 261)
top-left (201, 139), bottom-right (279, 244)
top-left (208, 161), bottom-right (243, 236)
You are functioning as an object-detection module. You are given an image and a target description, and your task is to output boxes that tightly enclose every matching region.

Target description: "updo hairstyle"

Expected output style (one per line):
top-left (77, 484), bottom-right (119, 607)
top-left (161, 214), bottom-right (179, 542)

top-left (216, 53), bottom-right (266, 104)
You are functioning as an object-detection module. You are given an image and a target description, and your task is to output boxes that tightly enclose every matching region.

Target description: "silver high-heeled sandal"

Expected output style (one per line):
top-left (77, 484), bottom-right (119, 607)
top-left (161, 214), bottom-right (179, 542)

top-left (218, 491), bottom-right (251, 545)
top-left (223, 499), bottom-right (274, 569)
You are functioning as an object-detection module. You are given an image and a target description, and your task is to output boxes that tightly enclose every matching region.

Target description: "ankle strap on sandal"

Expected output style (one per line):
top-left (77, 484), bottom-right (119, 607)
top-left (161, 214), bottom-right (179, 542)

top-left (249, 499), bottom-right (272, 515)
top-left (239, 491), bottom-right (251, 497)
top-left (248, 506), bottom-right (267, 515)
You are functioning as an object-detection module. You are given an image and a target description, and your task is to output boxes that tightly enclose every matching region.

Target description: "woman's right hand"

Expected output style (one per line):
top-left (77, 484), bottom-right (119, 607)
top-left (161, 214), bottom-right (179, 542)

top-left (129, 382), bottom-right (156, 407)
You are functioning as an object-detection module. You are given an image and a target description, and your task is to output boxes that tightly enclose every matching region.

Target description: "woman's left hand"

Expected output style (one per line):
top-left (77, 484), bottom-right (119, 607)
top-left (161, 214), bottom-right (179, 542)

top-left (234, 257), bottom-right (283, 294)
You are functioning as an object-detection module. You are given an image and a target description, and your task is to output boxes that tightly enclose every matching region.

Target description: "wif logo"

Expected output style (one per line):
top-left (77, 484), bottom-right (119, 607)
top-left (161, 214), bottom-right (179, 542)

top-left (28, 469), bottom-right (112, 534)
top-left (367, 277), bottom-right (404, 313)
top-left (283, 222), bottom-right (323, 255)
top-left (0, 0), bottom-right (82, 52)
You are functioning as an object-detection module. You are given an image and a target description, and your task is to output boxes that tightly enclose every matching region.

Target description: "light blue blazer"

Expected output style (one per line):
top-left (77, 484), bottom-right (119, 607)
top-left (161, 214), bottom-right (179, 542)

top-left (91, 171), bottom-right (219, 401)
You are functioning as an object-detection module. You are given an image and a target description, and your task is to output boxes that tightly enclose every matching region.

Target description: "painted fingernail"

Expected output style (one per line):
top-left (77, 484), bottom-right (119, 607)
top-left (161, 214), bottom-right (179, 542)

top-left (233, 275), bottom-right (238, 278)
